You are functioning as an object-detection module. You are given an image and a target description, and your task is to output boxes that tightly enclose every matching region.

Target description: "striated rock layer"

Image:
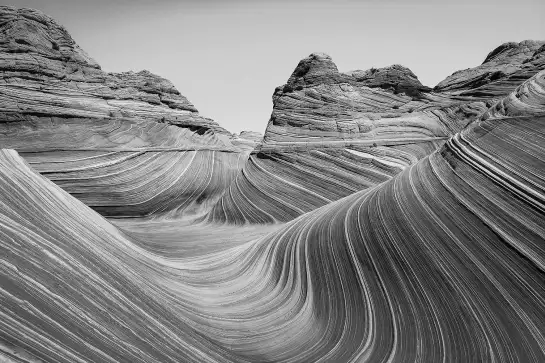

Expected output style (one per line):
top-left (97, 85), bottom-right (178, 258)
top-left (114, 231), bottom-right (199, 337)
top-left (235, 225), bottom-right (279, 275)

top-left (1, 105), bottom-right (544, 361)
top-left (435, 40), bottom-right (545, 97)
top-left (0, 6), bottom-right (545, 363)
top-left (2, 6), bottom-right (543, 222)
top-left (480, 69), bottom-right (545, 120)
top-left (0, 6), bottom-right (227, 132)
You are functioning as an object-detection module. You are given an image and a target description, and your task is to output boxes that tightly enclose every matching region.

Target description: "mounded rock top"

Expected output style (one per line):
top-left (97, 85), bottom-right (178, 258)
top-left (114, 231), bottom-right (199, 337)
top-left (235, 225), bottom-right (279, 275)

top-left (482, 40), bottom-right (544, 64)
top-left (280, 52), bottom-right (429, 96)
top-left (346, 64), bottom-right (431, 96)
top-left (0, 5), bottom-right (100, 69)
top-left (286, 52), bottom-right (340, 85)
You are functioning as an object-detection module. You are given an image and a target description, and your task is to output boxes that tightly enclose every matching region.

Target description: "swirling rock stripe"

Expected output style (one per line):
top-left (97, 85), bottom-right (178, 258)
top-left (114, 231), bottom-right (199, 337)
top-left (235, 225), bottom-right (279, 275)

top-left (0, 118), bottom-right (235, 151)
top-left (481, 70), bottom-right (545, 120)
top-left (20, 149), bottom-right (246, 217)
top-left (0, 116), bottom-right (248, 218)
top-left (207, 114), bottom-right (545, 361)
top-left (0, 149), bottom-right (242, 362)
top-left (1, 114), bottom-right (544, 362)
top-left (205, 141), bottom-right (442, 224)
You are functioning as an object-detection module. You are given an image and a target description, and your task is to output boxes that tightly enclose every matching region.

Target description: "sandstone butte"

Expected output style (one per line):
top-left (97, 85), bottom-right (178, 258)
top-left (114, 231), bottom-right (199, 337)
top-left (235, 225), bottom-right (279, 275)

top-left (1, 5), bottom-right (545, 363)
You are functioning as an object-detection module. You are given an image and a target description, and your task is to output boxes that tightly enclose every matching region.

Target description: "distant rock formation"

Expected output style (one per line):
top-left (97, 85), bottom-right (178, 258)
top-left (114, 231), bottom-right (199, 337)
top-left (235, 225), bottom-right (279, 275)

top-left (283, 53), bottom-right (430, 96)
top-left (231, 130), bottom-right (263, 149)
top-left (236, 131), bottom-right (263, 143)
top-left (263, 52), bottom-right (489, 149)
top-left (0, 6), bottom-right (228, 134)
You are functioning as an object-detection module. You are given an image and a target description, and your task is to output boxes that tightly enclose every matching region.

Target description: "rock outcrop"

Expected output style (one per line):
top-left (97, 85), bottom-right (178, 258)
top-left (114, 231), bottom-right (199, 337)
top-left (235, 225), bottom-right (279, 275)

top-left (263, 52), bottom-right (492, 149)
top-left (207, 43), bottom-right (544, 224)
top-left (0, 6), bottom-right (228, 134)
top-left (480, 69), bottom-right (545, 120)
top-left (206, 52), bottom-right (489, 223)
top-left (231, 130), bottom-right (263, 149)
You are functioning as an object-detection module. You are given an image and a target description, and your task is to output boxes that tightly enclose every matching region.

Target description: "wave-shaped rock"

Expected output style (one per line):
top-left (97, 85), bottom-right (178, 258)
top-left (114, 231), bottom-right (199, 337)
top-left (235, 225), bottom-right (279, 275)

top-left (205, 141), bottom-right (441, 223)
top-left (0, 7), bottom-right (544, 362)
top-left (209, 41), bottom-right (544, 224)
top-left (480, 69), bottom-right (545, 120)
top-left (1, 112), bottom-right (544, 361)
top-left (0, 149), bottom-right (244, 362)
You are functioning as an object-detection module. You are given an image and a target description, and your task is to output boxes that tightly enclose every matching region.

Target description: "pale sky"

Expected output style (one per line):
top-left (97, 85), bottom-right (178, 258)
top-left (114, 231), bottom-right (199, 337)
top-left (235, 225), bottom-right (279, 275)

top-left (3, 0), bottom-right (544, 133)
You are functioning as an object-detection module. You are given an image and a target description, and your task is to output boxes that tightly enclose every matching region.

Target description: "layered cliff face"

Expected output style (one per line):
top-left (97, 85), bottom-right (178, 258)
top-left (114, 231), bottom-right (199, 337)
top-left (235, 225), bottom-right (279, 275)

top-left (208, 41), bottom-right (544, 224)
top-left (0, 6), bottom-right (228, 133)
top-left (0, 6), bottom-right (247, 218)
top-left (480, 69), bottom-right (545, 120)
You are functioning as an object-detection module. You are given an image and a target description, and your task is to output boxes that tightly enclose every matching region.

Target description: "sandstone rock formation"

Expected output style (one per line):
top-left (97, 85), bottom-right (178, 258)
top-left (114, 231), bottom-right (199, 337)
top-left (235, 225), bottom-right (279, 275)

top-left (209, 46), bottom-right (540, 223)
top-left (480, 69), bottom-right (545, 120)
top-left (435, 40), bottom-right (545, 97)
top-left (1, 5), bottom-right (545, 363)
top-left (1, 75), bottom-right (544, 361)
top-left (231, 130), bottom-right (263, 149)
top-left (0, 5), bottom-right (248, 217)
top-left (0, 6), bottom-right (228, 133)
